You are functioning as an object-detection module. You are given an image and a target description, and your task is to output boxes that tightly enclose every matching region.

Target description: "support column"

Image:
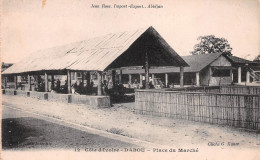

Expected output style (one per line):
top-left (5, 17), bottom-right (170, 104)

top-left (28, 74), bottom-right (31, 91)
top-left (67, 70), bottom-right (71, 93)
top-left (246, 70), bottom-right (250, 83)
top-left (238, 67), bottom-right (242, 83)
top-left (81, 72), bottom-right (85, 85)
top-left (97, 71), bottom-right (102, 96)
top-left (102, 74), bottom-right (106, 81)
top-left (145, 49), bottom-right (149, 89)
top-left (112, 70), bottom-right (116, 87)
top-left (44, 72), bottom-right (48, 92)
top-left (14, 75), bottom-right (17, 89)
top-left (165, 73), bottom-right (168, 87)
top-left (51, 74), bottom-right (54, 90)
top-left (129, 74), bottom-right (132, 84)
top-left (75, 72), bottom-right (77, 81)
top-left (90, 72), bottom-right (93, 81)
top-left (119, 70), bottom-right (122, 84)
top-left (86, 72), bottom-right (91, 86)
top-left (230, 69), bottom-right (233, 82)
top-left (4, 76), bottom-right (7, 88)
top-left (152, 74), bottom-right (155, 85)
top-left (35, 74), bottom-right (39, 90)
top-left (180, 66), bottom-right (184, 87)
top-left (196, 72), bottom-right (200, 86)
top-left (140, 74), bottom-right (143, 86)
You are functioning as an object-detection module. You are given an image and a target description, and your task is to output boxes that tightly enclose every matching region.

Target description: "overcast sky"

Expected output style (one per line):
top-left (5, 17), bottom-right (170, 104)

top-left (1, 0), bottom-right (260, 63)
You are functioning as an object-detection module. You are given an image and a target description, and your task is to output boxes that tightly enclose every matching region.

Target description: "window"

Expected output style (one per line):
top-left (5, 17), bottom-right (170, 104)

top-left (212, 69), bottom-right (230, 77)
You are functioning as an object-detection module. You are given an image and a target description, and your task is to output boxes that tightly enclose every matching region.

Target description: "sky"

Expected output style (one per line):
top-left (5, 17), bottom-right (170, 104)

top-left (1, 0), bottom-right (260, 63)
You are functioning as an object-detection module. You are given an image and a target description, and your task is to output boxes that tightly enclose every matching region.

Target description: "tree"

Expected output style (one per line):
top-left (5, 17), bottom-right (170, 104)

top-left (191, 35), bottom-right (232, 55)
top-left (253, 54), bottom-right (260, 62)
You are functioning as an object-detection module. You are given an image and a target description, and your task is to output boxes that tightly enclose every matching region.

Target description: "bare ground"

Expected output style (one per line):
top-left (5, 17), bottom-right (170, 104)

top-left (2, 95), bottom-right (260, 150)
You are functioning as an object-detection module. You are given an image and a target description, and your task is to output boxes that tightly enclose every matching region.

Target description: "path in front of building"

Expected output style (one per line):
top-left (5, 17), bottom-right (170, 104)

top-left (2, 95), bottom-right (260, 152)
top-left (2, 106), bottom-right (141, 150)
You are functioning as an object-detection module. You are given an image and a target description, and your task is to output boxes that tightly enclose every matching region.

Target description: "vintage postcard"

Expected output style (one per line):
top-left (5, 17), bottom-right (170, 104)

top-left (1, 0), bottom-right (260, 160)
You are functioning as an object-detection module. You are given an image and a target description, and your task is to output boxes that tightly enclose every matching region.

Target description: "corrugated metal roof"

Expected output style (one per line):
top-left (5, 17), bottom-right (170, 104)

top-left (156, 53), bottom-right (224, 73)
top-left (226, 55), bottom-right (252, 64)
top-left (3, 26), bottom-right (188, 75)
top-left (120, 53), bottom-right (225, 74)
top-left (180, 52), bottom-right (223, 72)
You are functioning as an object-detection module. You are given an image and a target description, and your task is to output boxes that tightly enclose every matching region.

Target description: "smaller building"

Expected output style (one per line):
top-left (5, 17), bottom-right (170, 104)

top-left (181, 53), bottom-right (233, 86)
top-left (119, 52), bottom-right (233, 87)
top-left (226, 55), bottom-right (260, 84)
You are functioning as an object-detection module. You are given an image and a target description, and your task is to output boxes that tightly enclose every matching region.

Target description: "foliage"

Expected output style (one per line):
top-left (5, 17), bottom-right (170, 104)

top-left (191, 35), bottom-right (232, 55)
top-left (253, 54), bottom-right (260, 62)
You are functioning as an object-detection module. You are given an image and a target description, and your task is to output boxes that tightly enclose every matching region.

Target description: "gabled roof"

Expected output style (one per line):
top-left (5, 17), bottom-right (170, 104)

top-left (120, 52), bottom-right (227, 74)
top-left (2, 26), bottom-right (188, 75)
top-left (180, 52), bottom-right (224, 72)
top-left (226, 55), bottom-right (252, 64)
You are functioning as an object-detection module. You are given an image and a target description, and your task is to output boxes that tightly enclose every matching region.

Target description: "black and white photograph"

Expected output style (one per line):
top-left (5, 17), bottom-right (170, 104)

top-left (1, 0), bottom-right (260, 160)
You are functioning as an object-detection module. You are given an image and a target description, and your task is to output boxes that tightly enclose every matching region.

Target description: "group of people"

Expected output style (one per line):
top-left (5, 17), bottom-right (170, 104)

top-left (71, 80), bottom-right (94, 95)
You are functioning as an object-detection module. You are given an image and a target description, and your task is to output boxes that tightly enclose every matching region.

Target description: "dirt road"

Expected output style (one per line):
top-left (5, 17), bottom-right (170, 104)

top-left (2, 95), bottom-right (260, 150)
top-left (2, 106), bottom-right (137, 150)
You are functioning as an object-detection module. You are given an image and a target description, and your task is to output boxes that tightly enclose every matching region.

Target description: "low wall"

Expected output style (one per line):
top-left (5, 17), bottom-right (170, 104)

top-left (4, 89), bottom-right (16, 95)
top-left (135, 89), bottom-right (260, 131)
top-left (3, 89), bottom-right (111, 108)
top-left (30, 91), bottom-right (48, 100)
top-left (71, 94), bottom-right (111, 108)
top-left (48, 93), bottom-right (71, 103)
top-left (16, 90), bottom-right (30, 97)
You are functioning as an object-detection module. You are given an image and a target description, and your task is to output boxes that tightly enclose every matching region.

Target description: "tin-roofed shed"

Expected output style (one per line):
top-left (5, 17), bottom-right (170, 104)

top-left (2, 26), bottom-right (188, 96)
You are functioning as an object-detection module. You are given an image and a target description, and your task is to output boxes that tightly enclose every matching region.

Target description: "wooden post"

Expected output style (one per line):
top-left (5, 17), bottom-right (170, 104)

top-left (86, 72), bottom-right (91, 86)
top-left (112, 70), bottom-right (116, 87)
top-left (67, 70), bottom-right (71, 93)
top-left (246, 70), bottom-right (250, 83)
top-left (28, 74), bottom-right (31, 91)
top-left (145, 48), bottom-right (149, 89)
top-left (152, 74), bottom-right (155, 85)
top-left (44, 72), bottom-right (48, 92)
top-left (81, 72), bottom-right (85, 85)
top-left (238, 67), bottom-right (242, 83)
top-left (14, 75), bottom-right (17, 89)
top-left (119, 70), bottom-right (122, 84)
top-left (35, 74), bottom-right (38, 90)
top-left (90, 72), bottom-right (93, 81)
top-left (180, 66), bottom-right (184, 87)
top-left (196, 72), bottom-right (200, 86)
top-left (230, 69), bottom-right (233, 82)
top-left (140, 74), bottom-right (143, 85)
top-left (165, 73), bottom-right (168, 87)
top-left (51, 74), bottom-right (54, 90)
top-left (4, 76), bottom-right (7, 88)
top-left (97, 71), bottom-right (102, 96)
top-left (129, 74), bottom-right (132, 84)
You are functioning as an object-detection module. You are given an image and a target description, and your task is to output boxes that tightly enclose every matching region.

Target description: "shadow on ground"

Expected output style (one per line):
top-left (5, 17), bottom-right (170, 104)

top-left (2, 117), bottom-right (135, 150)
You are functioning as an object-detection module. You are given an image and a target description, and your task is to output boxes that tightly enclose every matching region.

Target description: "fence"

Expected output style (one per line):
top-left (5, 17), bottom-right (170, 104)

top-left (135, 89), bottom-right (260, 130)
top-left (166, 85), bottom-right (260, 94)
top-left (220, 86), bottom-right (260, 94)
